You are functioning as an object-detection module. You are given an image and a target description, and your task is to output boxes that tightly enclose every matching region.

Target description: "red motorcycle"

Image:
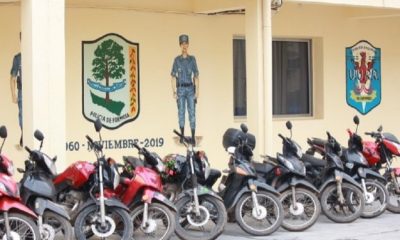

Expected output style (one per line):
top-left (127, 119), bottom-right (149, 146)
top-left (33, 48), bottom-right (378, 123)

top-left (115, 142), bottom-right (176, 240)
top-left (0, 126), bottom-right (40, 239)
top-left (53, 120), bottom-right (175, 239)
top-left (364, 125), bottom-right (400, 213)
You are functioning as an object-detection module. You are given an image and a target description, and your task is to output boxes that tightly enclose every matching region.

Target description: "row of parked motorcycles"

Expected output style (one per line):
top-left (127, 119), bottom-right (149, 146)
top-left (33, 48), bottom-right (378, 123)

top-left (1, 115), bottom-right (400, 239)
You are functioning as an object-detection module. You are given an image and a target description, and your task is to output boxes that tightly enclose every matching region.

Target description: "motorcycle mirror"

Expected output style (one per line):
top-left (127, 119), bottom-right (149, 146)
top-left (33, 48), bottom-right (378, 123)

top-left (94, 118), bottom-right (103, 132)
top-left (34, 130), bottom-right (44, 141)
top-left (0, 126), bottom-right (7, 139)
top-left (353, 115), bottom-right (360, 125)
top-left (286, 121), bottom-right (292, 130)
top-left (378, 125), bottom-right (383, 132)
top-left (240, 124), bottom-right (248, 133)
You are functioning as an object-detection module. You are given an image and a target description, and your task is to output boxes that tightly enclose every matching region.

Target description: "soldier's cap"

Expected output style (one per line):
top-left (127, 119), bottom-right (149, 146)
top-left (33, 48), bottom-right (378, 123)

top-left (179, 34), bottom-right (189, 44)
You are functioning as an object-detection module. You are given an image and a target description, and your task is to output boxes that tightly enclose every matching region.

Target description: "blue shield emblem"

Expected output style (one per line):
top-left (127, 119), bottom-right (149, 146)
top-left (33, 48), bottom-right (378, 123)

top-left (346, 40), bottom-right (381, 115)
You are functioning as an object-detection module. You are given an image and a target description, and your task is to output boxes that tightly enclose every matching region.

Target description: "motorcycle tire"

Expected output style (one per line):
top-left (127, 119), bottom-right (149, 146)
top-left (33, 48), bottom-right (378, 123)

top-left (235, 190), bottom-right (283, 236)
top-left (74, 205), bottom-right (133, 240)
top-left (280, 188), bottom-right (321, 231)
top-left (175, 195), bottom-right (227, 240)
top-left (0, 212), bottom-right (40, 240)
top-left (321, 182), bottom-right (364, 223)
top-left (130, 202), bottom-right (176, 240)
top-left (42, 211), bottom-right (73, 240)
top-left (361, 179), bottom-right (388, 218)
top-left (386, 177), bottom-right (400, 213)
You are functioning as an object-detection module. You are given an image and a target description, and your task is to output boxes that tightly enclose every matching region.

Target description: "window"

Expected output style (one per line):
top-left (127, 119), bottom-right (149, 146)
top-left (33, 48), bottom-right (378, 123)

top-left (233, 38), bottom-right (312, 117)
top-left (273, 40), bottom-right (312, 116)
top-left (233, 38), bottom-right (246, 117)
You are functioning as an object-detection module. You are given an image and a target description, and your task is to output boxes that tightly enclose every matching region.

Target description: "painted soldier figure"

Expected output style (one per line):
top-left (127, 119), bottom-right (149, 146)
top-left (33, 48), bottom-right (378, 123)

top-left (171, 34), bottom-right (199, 144)
top-left (10, 49), bottom-right (22, 147)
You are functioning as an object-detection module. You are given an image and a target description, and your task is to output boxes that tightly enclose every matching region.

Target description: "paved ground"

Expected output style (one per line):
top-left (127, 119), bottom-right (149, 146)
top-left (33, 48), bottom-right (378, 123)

top-left (215, 212), bottom-right (400, 240)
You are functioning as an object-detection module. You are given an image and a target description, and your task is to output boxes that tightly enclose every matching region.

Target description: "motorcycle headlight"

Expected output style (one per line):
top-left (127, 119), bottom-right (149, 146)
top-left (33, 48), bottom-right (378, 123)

top-left (283, 159), bottom-right (295, 171)
top-left (7, 162), bottom-right (14, 176)
top-left (112, 166), bottom-right (120, 190)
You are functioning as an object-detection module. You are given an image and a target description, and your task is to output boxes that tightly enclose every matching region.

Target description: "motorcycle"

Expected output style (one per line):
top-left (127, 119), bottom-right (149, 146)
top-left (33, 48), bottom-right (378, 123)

top-left (307, 116), bottom-right (388, 218)
top-left (54, 119), bottom-right (133, 239)
top-left (17, 130), bottom-right (73, 240)
top-left (254, 121), bottom-right (320, 231)
top-left (0, 125), bottom-right (40, 240)
top-left (218, 124), bottom-right (283, 236)
top-left (363, 125), bottom-right (400, 213)
top-left (115, 142), bottom-right (176, 239)
top-left (162, 130), bottom-right (227, 240)
top-left (302, 131), bottom-right (365, 223)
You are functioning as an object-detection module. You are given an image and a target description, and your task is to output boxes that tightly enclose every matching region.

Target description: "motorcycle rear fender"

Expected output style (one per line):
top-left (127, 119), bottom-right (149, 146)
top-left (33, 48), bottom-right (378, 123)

top-left (76, 198), bottom-right (129, 214)
top-left (276, 177), bottom-right (319, 194)
top-left (34, 198), bottom-right (70, 220)
top-left (227, 180), bottom-right (279, 211)
top-left (176, 185), bottom-right (223, 202)
top-left (364, 168), bottom-right (386, 182)
top-left (0, 196), bottom-right (37, 219)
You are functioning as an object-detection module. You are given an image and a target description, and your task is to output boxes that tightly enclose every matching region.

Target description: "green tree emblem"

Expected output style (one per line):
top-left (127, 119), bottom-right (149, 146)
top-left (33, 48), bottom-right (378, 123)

top-left (92, 39), bottom-right (125, 102)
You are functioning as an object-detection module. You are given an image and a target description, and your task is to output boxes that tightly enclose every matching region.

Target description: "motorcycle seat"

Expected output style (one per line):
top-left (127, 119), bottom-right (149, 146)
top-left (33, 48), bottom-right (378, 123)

top-left (301, 154), bottom-right (326, 167)
top-left (307, 138), bottom-right (327, 147)
top-left (252, 161), bottom-right (274, 175)
top-left (123, 156), bottom-right (144, 169)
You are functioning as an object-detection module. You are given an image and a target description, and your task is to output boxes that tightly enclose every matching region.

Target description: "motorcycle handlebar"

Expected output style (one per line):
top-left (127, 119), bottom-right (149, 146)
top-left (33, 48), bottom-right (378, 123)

top-left (278, 133), bottom-right (285, 140)
top-left (86, 135), bottom-right (94, 144)
top-left (133, 142), bottom-right (141, 151)
top-left (173, 129), bottom-right (191, 144)
top-left (24, 146), bottom-right (32, 154)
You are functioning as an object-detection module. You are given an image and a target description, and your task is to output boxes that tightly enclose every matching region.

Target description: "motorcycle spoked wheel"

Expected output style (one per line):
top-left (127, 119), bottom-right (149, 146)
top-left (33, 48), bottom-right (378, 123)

top-left (130, 202), bottom-right (176, 240)
top-left (0, 213), bottom-right (40, 240)
top-left (279, 188), bottom-right (321, 231)
top-left (320, 182), bottom-right (365, 223)
top-left (234, 190), bottom-right (283, 236)
top-left (42, 211), bottom-right (73, 240)
top-left (74, 205), bottom-right (133, 240)
top-left (360, 179), bottom-right (388, 218)
top-left (386, 176), bottom-right (400, 213)
top-left (175, 195), bottom-right (227, 240)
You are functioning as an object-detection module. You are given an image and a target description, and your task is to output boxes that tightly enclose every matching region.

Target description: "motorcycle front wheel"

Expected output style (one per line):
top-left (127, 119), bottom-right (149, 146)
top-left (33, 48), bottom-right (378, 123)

top-left (0, 212), bottom-right (40, 240)
top-left (130, 202), bottom-right (176, 240)
top-left (74, 205), bottom-right (133, 240)
top-left (385, 174), bottom-right (400, 213)
top-left (175, 195), bottom-right (227, 240)
top-left (42, 211), bottom-right (73, 240)
top-left (320, 182), bottom-right (365, 223)
top-left (280, 188), bottom-right (321, 231)
top-left (235, 190), bottom-right (283, 236)
top-left (361, 179), bottom-right (388, 218)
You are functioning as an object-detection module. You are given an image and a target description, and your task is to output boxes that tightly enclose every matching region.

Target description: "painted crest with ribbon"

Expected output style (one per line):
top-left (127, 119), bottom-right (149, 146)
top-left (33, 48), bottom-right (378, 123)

top-left (346, 40), bottom-right (381, 115)
top-left (82, 33), bottom-right (140, 129)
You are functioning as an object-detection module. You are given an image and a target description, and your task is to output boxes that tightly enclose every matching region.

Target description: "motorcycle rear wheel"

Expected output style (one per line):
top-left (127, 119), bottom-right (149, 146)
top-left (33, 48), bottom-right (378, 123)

top-left (42, 211), bottom-right (73, 240)
top-left (386, 177), bottom-right (400, 213)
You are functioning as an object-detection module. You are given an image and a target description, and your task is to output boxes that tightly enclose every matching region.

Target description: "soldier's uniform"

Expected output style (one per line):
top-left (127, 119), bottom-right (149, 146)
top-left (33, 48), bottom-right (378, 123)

top-left (10, 53), bottom-right (22, 129)
top-left (171, 35), bottom-right (199, 131)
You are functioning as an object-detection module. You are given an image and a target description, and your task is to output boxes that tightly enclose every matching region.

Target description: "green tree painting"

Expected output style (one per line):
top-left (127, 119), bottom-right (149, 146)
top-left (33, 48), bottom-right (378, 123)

top-left (92, 39), bottom-right (125, 102)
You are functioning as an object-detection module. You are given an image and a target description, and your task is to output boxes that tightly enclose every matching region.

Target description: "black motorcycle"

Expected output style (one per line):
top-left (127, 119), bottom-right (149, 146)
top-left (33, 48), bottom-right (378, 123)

top-left (255, 121), bottom-right (320, 231)
top-left (307, 116), bottom-right (388, 218)
top-left (218, 124), bottom-right (283, 236)
top-left (162, 130), bottom-right (227, 240)
top-left (301, 131), bottom-right (365, 223)
top-left (18, 130), bottom-right (73, 240)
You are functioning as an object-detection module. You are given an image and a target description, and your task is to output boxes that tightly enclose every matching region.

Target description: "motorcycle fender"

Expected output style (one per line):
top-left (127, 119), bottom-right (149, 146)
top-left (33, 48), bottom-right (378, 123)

top-left (364, 168), bottom-right (386, 182)
top-left (176, 185), bottom-right (223, 202)
top-left (0, 196), bottom-right (37, 219)
top-left (276, 178), bottom-right (319, 194)
top-left (34, 198), bottom-right (70, 220)
top-left (76, 198), bottom-right (129, 214)
top-left (318, 177), bottom-right (336, 193)
top-left (151, 191), bottom-right (177, 212)
top-left (227, 181), bottom-right (279, 211)
top-left (341, 172), bottom-right (363, 191)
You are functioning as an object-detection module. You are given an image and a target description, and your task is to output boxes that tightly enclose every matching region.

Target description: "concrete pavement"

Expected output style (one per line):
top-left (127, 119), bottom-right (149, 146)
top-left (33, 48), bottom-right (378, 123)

top-left (217, 212), bottom-right (400, 240)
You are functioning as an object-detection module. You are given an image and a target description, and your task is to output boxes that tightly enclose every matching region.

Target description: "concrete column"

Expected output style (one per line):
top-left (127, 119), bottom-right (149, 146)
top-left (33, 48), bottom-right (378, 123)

top-left (263, 0), bottom-right (273, 155)
top-left (21, 0), bottom-right (66, 170)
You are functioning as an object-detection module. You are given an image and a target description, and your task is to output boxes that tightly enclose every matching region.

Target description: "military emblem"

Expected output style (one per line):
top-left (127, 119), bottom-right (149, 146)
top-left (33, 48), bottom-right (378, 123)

top-left (82, 33), bottom-right (140, 129)
top-left (346, 40), bottom-right (381, 115)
